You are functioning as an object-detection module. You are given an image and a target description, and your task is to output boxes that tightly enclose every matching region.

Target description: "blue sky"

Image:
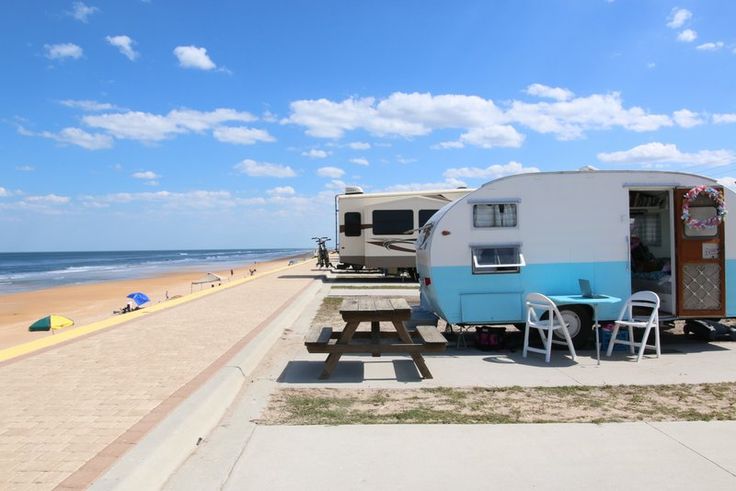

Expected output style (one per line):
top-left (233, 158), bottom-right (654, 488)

top-left (1, 1), bottom-right (735, 251)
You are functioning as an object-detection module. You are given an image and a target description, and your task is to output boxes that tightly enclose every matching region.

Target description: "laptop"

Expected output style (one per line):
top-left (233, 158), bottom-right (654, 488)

top-left (578, 279), bottom-right (607, 299)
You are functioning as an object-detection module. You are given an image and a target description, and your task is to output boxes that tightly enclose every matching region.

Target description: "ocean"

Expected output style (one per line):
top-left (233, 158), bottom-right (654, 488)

top-left (0, 249), bottom-right (309, 295)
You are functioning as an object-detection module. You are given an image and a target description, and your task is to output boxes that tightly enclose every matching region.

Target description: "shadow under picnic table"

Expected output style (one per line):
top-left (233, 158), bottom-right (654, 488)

top-left (278, 359), bottom-right (423, 384)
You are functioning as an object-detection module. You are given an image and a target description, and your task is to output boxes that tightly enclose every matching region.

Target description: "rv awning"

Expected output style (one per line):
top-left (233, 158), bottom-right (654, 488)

top-left (191, 272), bottom-right (223, 285)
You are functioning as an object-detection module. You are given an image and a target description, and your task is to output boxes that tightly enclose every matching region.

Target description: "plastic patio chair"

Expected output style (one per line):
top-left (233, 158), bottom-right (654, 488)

top-left (605, 290), bottom-right (660, 363)
top-left (523, 293), bottom-right (577, 363)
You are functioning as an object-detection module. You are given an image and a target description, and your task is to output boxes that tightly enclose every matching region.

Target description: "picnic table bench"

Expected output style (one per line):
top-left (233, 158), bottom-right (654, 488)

top-left (305, 297), bottom-right (447, 379)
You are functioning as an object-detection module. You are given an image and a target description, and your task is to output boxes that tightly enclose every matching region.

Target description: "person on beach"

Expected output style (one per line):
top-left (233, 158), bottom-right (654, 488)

top-left (249, 264), bottom-right (256, 276)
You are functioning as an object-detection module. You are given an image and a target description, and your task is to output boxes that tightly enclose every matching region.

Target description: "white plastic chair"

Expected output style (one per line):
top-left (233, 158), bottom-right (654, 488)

top-left (606, 291), bottom-right (660, 363)
top-left (523, 293), bottom-right (577, 363)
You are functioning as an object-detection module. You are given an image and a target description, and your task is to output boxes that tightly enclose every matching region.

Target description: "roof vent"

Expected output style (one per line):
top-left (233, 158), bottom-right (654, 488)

top-left (344, 186), bottom-right (364, 194)
top-left (579, 165), bottom-right (599, 172)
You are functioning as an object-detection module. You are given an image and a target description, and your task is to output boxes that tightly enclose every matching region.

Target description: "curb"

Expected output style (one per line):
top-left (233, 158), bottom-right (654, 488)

top-left (88, 279), bottom-right (323, 491)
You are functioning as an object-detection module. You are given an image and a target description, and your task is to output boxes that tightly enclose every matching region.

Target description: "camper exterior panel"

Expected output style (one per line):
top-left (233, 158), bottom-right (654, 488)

top-left (419, 170), bottom-right (736, 325)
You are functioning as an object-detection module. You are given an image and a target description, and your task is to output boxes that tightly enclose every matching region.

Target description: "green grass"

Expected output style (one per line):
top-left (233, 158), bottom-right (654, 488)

top-left (261, 383), bottom-right (736, 425)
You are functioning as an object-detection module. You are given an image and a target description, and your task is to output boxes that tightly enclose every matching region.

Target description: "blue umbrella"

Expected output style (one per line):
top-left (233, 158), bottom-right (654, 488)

top-left (127, 292), bottom-right (150, 306)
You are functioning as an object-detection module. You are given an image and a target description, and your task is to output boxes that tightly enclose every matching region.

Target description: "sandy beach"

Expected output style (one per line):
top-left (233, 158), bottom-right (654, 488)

top-left (0, 252), bottom-right (311, 350)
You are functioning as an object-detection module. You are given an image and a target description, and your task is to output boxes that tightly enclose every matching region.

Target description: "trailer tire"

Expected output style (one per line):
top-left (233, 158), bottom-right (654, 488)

top-left (556, 305), bottom-right (592, 349)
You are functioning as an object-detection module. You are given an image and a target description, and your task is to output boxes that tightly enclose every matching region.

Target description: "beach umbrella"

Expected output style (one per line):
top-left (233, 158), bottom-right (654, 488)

top-left (126, 292), bottom-right (150, 306)
top-left (29, 315), bottom-right (74, 332)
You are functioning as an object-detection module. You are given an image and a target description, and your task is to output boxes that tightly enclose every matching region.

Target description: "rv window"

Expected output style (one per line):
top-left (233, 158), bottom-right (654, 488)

top-left (471, 246), bottom-right (525, 274)
top-left (684, 207), bottom-right (718, 237)
top-left (344, 212), bottom-right (362, 237)
top-left (473, 204), bottom-right (517, 228)
top-left (630, 213), bottom-right (661, 246)
top-left (418, 209), bottom-right (439, 228)
top-left (372, 210), bottom-right (413, 235)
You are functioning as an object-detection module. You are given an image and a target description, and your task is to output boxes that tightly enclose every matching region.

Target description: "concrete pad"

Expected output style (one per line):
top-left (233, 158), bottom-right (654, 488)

top-left (328, 288), bottom-right (418, 297)
top-left (651, 421), bottom-right (736, 476)
top-left (224, 423), bottom-right (736, 490)
top-left (279, 340), bottom-right (736, 388)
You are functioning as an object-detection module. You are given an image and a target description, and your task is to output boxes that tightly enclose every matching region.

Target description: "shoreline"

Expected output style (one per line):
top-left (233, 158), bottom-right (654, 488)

top-left (0, 251), bottom-right (312, 350)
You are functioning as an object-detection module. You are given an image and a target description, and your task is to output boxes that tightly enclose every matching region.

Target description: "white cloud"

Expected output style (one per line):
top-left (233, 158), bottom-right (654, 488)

top-left (673, 109), bottom-right (704, 128)
top-left (106, 35), bottom-right (139, 61)
top-left (396, 156), bottom-right (417, 164)
top-left (443, 161), bottom-right (540, 180)
top-left (667, 8), bottom-right (692, 29)
top-left (16, 165), bottom-right (35, 172)
top-left (288, 89), bottom-right (675, 144)
top-left (234, 159), bottom-right (296, 178)
top-left (302, 149), bottom-right (330, 159)
top-left (173, 45), bottom-right (216, 70)
top-left (267, 186), bottom-right (296, 196)
top-left (717, 177), bottom-right (736, 191)
top-left (349, 158), bottom-right (369, 166)
top-left (0, 187), bottom-right (9, 197)
top-left (131, 171), bottom-right (160, 180)
top-left (696, 42), bottom-right (725, 51)
top-left (19, 126), bottom-right (113, 150)
top-left (212, 126), bottom-right (275, 145)
top-left (713, 113), bottom-right (736, 124)
top-left (647, 62), bottom-right (656, 69)
top-left (677, 29), bottom-right (698, 42)
top-left (317, 166), bottom-right (345, 178)
top-left (597, 142), bottom-right (736, 167)
top-left (506, 92), bottom-right (673, 140)
top-left (25, 194), bottom-right (70, 204)
top-left (83, 108), bottom-right (255, 142)
top-left (69, 1), bottom-right (99, 22)
top-left (347, 141), bottom-right (371, 150)
top-left (434, 140), bottom-right (465, 149)
top-left (324, 179), bottom-right (347, 190)
top-left (45, 43), bottom-right (83, 60)
top-left (60, 99), bottom-right (121, 111)
top-left (79, 190), bottom-right (265, 210)
top-left (525, 83), bottom-right (574, 102)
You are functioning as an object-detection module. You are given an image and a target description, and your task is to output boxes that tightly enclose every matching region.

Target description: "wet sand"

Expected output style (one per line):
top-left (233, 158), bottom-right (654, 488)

top-left (0, 253), bottom-right (311, 350)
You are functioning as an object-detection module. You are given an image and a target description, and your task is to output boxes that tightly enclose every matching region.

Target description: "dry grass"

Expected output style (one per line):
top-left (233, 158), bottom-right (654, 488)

top-left (260, 383), bottom-right (736, 425)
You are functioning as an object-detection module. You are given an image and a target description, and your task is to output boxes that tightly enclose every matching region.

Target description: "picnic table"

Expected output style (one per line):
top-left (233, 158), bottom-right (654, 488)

top-left (305, 297), bottom-right (447, 379)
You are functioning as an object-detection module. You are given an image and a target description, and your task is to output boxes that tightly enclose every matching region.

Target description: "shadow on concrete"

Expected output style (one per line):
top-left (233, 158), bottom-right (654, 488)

top-left (277, 359), bottom-right (423, 383)
top-left (277, 274), bottom-right (327, 279)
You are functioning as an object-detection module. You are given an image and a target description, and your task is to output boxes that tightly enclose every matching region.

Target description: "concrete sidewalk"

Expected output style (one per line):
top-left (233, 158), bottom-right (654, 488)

top-left (0, 260), bottom-right (320, 490)
top-left (224, 421), bottom-right (736, 490)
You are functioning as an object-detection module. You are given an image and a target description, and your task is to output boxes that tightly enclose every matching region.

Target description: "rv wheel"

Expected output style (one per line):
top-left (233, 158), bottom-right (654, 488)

top-left (555, 305), bottom-right (592, 349)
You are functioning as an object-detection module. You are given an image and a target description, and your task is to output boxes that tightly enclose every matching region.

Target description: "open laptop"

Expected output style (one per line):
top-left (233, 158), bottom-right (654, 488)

top-left (578, 279), bottom-right (607, 299)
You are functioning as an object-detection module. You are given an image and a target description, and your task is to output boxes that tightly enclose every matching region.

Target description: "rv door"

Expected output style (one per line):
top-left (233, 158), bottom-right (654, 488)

top-left (674, 187), bottom-right (726, 317)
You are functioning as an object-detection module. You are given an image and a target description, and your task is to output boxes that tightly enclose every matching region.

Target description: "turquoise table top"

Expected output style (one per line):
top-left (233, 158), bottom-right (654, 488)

top-left (548, 294), bottom-right (622, 305)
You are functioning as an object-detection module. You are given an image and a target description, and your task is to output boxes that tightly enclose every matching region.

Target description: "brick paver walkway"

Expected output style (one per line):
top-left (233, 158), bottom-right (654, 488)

top-left (0, 262), bottom-right (317, 490)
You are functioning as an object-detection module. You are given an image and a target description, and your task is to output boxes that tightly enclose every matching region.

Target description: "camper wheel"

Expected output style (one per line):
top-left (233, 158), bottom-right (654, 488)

top-left (556, 305), bottom-right (592, 349)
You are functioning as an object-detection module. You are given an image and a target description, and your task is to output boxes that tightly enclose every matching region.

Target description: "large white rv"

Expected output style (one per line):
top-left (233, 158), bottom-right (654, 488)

top-left (336, 187), bottom-right (472, 276)
top-left (417, 170), bottom-right (734, 346)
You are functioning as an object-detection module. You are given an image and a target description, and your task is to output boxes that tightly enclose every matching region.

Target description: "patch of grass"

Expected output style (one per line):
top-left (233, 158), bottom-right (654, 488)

top-left (261, 383), bottom-right (736, 426)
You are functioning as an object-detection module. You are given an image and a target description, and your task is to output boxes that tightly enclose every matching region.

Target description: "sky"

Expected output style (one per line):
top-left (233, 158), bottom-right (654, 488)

top-left (1, 0), bottom-right (735, 251)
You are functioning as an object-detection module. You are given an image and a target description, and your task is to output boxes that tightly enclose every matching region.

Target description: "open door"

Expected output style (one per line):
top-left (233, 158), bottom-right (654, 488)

top-left (674, 187), bottom-right (726, 317)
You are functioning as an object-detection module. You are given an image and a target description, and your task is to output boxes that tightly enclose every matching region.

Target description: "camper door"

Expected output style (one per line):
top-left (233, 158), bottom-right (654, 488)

top-left (674, 187), bottom-right (726, 317)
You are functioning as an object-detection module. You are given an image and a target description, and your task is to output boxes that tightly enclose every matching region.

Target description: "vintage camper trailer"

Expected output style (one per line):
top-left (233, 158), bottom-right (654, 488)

top-left (336, 187), bottom-right (472, 276)
top-left (417, 170), bottom-right (733, 346)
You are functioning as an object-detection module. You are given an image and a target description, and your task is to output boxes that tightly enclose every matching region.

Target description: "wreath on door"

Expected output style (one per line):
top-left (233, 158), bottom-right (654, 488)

top-left (681, 185), bottom-right (727, 230)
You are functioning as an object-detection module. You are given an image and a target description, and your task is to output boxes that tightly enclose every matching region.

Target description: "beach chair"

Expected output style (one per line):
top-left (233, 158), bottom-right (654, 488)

top-left (606, 291), bottom-right (660, 362)
top-left (523, 293), bottom-right (577, 363)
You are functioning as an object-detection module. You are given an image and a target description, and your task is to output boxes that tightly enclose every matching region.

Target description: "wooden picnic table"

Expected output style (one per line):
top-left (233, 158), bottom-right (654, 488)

top-left (305, 297), bottom-right (447, 379)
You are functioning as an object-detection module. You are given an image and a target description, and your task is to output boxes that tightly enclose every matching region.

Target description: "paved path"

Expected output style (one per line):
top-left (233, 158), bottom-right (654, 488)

top-left (224, 422), bottom-right (736, 490)
top-left (0, 261), bottom-right (318, 490)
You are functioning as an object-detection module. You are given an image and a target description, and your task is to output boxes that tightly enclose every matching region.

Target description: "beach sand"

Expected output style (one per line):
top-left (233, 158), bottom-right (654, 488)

top-left (0, 253), bottom-right (311, 350)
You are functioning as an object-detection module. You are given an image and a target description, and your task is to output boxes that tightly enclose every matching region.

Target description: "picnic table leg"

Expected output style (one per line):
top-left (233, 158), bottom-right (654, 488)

top-left (320, 321), bottom-right (360, 379)
top-left (371, 321), bottom-right (380, 357)
top-left (392, 320), bottom-right (433, 379)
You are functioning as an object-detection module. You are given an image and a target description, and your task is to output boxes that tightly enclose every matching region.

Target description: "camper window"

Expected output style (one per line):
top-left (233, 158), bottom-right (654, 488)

top-left (418, 209), bottom-right (439, 228)
top-left (473, 204), bottom-right (517, 228)
top-left (372, 210), bottom-right (413, 235)
top-left (471, 245), bottom-right (524, 274)
top-left (344, 212), bottom-right (362, 237)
